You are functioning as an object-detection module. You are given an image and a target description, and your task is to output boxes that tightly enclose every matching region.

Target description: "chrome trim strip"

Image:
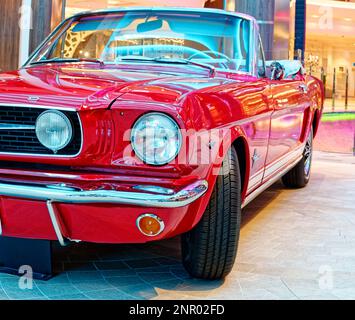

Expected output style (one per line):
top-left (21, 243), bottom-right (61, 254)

top-left (230, 111), bottom-right (274, 127)
top-left (263, 145), bottom-right (304, 179)
top-left (0, 180), bottom-right (208, 208)
top-left (250, 18), bottom-right (257, 77)
top-left (246, 145), bottom-right (304, 195)
top-left (0, 104), bottom-right (84, 158)
top-left (133, 185), bottom-right (175, 195)
top-left (0, 123), bottom-right (35, 130)
top-left (72, 7), bottom-right (256, 23)
top-left (242, 155), bottom-right (303, 209)
top-left (46, 201), bottom-right (68, 247)
top-left (247, 170), bottom-right (264, 193)
top-left (0, 103), bottom-right (77, 112)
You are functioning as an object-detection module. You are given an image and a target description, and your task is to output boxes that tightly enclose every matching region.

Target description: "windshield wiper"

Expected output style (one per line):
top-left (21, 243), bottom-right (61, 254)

top-left (30, 57), bottom-right (105, 67)
top-left (120, 56), bottom-right (216, 77)
top-left (156, 57), bottom-right (216, 77)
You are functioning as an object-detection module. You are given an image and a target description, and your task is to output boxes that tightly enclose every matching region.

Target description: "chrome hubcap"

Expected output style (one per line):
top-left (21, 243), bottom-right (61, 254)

top-left (304, 132), bottom-right (313, 177)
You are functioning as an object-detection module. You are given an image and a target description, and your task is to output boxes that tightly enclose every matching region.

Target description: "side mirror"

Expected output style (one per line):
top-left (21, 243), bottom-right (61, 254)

top-left (270, 61), bottom-right (285, 81)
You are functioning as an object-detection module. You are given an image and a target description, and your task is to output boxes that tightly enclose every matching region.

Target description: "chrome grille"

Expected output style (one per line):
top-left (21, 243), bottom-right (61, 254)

top-left (0, 106), bottom-right (82, 156)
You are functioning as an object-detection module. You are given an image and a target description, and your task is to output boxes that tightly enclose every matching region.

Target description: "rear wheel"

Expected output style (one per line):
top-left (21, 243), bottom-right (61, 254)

top-left (181, 147), bottom-right (242, 280)
top-left (282, 128), bottom-right (313, 188)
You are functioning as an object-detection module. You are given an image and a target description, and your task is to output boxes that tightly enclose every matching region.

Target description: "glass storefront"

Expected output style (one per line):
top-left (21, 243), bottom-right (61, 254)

top-left (305, 0), bottom-right (355, 109)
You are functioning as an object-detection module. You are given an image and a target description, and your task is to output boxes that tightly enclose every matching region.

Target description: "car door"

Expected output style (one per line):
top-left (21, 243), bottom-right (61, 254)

top-left (243, 36), bottom-right (273, 194)
top-left (264, 74), bottom-right (311, 180)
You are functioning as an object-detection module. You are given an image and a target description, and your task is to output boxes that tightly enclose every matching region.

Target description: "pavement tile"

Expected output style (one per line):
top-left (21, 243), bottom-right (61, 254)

top-left (0, 289), bottom-right (9, 300)
top-left (83, 289), bottom-right (134, 300)
top-left (51, 293), bottom-right (90, 300)
top-left (106, 276), bottom-right (147, 288)
top-left (63, 262), bottom-right (97, 272)
top-left (119, 283), bottom-right (159, 300)
top-left (100, 269), bottom-right (137, 278)
top-left (67, 271), bottom-right (104, 283)
top-left (94, 261), bottom-right (130, 271)
top-left (154, 257), bottom-right (181, 266)
top-left (35, 283), bottom-right (81, 298)
top-left (138, 272), bottom-right (178, 284)
top-left (3, 288), bottom-right (46, 300)
top-left (72, 280), bottom-right (116, 293)
top-left (125, 259), bottom-right (161, 269)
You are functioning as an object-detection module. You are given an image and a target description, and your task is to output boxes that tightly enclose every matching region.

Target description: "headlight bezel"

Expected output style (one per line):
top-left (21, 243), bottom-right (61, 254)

top-left (131, 112), bottom-right (183, 166)
top-left (35, 110), bottom-right (73, 153)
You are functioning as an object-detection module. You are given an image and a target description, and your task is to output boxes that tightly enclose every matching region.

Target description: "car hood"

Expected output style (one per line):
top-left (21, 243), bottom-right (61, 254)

top-left (0, 64), bottom-right (234, 110)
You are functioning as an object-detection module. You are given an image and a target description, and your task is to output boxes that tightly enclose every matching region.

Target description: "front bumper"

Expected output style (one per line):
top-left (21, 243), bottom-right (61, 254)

top-left (0, 180), bottom-right (208, 245)
top-left (0, 180), bottom-right (208, 208)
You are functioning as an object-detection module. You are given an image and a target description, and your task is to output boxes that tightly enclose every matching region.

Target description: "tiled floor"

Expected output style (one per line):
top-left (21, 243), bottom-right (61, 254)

top-left (1, 151), bottom-right (355, 300)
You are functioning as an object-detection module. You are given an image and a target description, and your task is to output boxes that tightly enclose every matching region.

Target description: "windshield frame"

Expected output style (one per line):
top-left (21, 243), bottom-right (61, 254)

top-left (24, 8), bottom-right (258, 76)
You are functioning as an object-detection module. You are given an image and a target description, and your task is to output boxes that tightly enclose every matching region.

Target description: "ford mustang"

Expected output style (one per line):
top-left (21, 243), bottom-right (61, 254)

top-left (0, 8), bottom-right (323, 279)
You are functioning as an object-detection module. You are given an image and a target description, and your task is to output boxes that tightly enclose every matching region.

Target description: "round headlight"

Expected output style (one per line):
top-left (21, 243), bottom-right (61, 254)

top-left (35, 110), bottom-right (73, 153)
top-left (131, 113), bottom-right (182, 165)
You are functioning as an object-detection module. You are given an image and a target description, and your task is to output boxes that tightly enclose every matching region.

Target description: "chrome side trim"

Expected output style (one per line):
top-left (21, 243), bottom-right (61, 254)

top-left (247, 170), bottom-right (264, 192)
top-left (263, 145), bottom-right (304, 179)
top-left (0, 104), bottom-right (83, 158)
top-left (46, 201), bottom-right (68, 247)
top-left (242, 155), bottom-right (303, 209)
top-left (0, 103), bottom-right (77, 112)
top-left (0, 180), bottom-right (208, 208)
top-left (230, 111), bottom-right (274, 127)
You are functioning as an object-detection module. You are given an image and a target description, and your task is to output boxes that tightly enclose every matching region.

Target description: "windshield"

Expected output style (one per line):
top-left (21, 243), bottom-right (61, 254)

top-left (28, 10), bottom-right (251, 72)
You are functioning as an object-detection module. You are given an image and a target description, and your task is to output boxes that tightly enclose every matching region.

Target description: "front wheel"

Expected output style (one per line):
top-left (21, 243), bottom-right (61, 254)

top-left (282, 128), bottom-right (313, 188)
top-left (181, 148), bottom-right (242, 280)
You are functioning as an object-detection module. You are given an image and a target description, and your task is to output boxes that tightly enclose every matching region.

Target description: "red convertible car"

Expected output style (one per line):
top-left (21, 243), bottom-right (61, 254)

top-left (0, 8), bottom-right (323, 279)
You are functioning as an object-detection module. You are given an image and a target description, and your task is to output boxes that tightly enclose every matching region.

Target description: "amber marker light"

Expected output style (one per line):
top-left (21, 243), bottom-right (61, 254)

top-left (137, 214), bottom-right (165, 237)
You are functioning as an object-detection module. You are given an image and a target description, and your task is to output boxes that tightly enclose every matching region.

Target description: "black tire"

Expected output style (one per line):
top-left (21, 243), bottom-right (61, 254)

top-left (181, 147), bottom-right (242, 280)
top-left (282, 128), bottom-right (313, 188)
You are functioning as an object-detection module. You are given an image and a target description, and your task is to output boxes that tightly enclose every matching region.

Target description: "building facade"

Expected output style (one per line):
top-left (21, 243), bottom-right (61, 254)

top-left (305, 0), bottom-right (355, 100)
top-left (0, 0), bottom-right (65, 71)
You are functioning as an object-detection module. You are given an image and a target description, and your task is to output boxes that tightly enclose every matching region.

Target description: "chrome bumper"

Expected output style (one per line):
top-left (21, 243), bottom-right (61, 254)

top-left (0, 180), bottom-right (208, 208)
top-left (0, 180), bottom-right (208, 246)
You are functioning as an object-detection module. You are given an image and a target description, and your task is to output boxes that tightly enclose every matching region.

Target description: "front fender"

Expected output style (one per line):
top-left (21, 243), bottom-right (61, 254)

top-left (171, 126), bottom-right (251, 237)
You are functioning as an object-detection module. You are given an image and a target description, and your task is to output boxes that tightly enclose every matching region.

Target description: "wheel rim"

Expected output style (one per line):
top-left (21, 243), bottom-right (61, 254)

top-left (304, 132), bottom-right (313, 178)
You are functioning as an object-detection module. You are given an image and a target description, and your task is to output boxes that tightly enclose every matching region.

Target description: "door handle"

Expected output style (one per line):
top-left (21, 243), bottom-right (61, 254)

top-left (299, 84), bottom-right (308, 93)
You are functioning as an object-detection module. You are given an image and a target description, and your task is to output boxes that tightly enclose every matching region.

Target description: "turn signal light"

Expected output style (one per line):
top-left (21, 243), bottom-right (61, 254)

top-left (137, 214), bottom-right (165, 237)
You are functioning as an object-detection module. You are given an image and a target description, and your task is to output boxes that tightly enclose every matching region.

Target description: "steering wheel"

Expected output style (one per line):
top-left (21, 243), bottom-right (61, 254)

top-left (188, 50), bottom-right (234, 69)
